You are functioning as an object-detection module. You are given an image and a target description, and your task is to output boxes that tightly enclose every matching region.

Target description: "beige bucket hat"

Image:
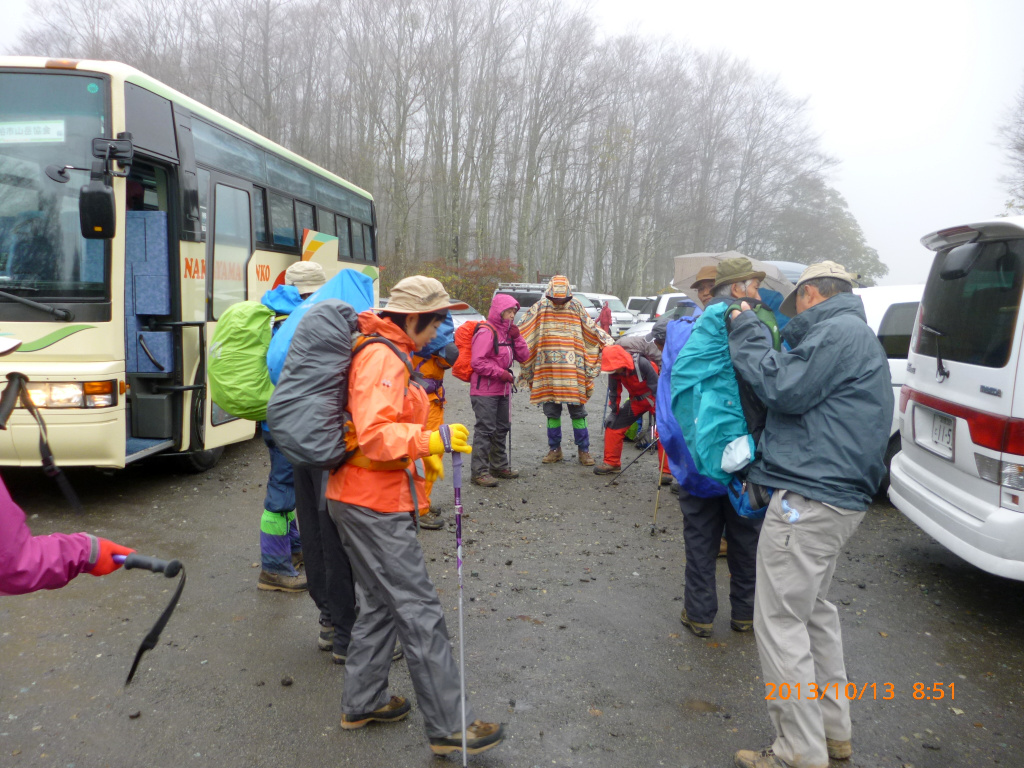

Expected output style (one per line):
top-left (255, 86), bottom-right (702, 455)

top-left (285, 261), bottom-right (327, 294)
top-left (384, 275), bottom-right (469, 314)
top-left (779, 260), bottom-right (858, 317)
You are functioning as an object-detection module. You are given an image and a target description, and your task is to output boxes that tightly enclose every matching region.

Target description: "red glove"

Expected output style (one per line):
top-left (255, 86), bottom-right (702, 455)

top-left (509, 324), bottom-right (521, 340)
top-left (498, 370), bottom-right (515, 384)
top-left (88, 538), bottom-right (135, 576)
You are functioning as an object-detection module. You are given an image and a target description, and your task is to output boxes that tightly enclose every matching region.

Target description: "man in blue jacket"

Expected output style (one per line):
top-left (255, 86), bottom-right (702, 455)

top-left (727, 262), bottom-right (893, 768)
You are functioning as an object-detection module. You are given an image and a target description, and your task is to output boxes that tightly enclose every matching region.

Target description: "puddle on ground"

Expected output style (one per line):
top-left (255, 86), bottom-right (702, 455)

top-left (681, 699), bottom-right (721, 713)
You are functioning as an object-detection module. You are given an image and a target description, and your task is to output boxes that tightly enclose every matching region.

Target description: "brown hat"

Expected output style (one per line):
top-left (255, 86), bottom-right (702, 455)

top-left (779, 260), bottom-right (858, 317)
top-left (713, 257), bottom-right (766, 289)
top-left (689, 265), bottom-right (718, 289)
top-left (383, 275), bottom-right (469, 314)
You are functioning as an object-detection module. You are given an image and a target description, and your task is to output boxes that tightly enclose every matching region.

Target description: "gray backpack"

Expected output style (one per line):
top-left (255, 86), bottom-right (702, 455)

top-left (266, 299), bottom-right (414, 470)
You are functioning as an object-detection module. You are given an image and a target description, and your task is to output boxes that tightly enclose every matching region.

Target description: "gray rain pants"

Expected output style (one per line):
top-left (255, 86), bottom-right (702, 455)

top-left (755, 490), bottom-right (865, 768)
top-left (470, 394), bottom-right (511, 478)
top-left (327, 500), bottom-right (474, 737)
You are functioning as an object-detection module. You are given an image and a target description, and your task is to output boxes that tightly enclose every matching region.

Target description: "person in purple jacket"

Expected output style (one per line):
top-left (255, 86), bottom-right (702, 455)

top-left (0, 475), bottom-right (134, 595)
top-left (470, 293), bottom-right (530, 487)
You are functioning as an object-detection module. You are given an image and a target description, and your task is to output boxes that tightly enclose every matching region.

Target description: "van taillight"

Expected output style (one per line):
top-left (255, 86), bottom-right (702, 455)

top-left (899, 385), bottom-right (911, 414)
top-left (904, 388), bottom-right (1024, 454)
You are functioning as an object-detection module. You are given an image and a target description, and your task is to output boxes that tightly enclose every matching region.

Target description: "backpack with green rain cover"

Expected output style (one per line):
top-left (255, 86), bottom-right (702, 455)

top-left (208, 301), bottom-right (275, 422)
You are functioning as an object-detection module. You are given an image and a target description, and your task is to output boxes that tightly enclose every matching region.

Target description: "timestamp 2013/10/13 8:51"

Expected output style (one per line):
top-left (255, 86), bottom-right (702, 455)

top-left (764, 682), bottom-right (956, 701)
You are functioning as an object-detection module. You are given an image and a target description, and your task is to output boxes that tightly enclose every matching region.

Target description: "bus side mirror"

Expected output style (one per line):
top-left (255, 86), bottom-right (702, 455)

top-left (80, 161), bottom-right (116, 240)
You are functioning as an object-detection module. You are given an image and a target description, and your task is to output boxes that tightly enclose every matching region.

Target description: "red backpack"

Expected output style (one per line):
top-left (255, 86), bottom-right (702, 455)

top-left (452, 320), bottom-right (499, 382)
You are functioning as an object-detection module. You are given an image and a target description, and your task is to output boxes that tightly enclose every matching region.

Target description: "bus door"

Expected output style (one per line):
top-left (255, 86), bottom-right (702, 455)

top-left (202, 172), bottom-right (259, 450)
top-left (124, 161), bottom-right (179, 462)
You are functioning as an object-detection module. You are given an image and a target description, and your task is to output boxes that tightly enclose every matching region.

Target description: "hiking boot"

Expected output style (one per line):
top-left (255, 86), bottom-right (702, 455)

top-left (578, 450), bottom-right (595, 466)
top-left (734, 747), bottom-right (790, 768)
top-left (660, 472), bottom-right (674, 486)
top-left (419, 511), bottom-right (445, 530)
top-left (731, 619), bottom-right (753, 633)
top-left (473, 473), bottom-right (499, 488)
top-left (542, 448), bottom-right (563, 464)
top-left (719, 538), bottom-right (728, 558)
top-left (491, 467), bottom-right (519, 479)
top-left (670, 480), bottom-right (680, 495)
top-left (429, 720), bottom-right (505, 755)
top-left (827, 738), bottom-right (852, 760)
top-left (340, 695), bottom-right (411, 730)
top-left (318, 625), bottom-right (334, 651)
top-left (680, 609), bottom-right (713, 638)
top-left (258, 569), bottom-right (308, 592)
top-left (291, 551), bottom-right (304, 570)
top-left (333, 641), bottom-right (404, 665)
top-left (593, 463), bottom-right (618, 475)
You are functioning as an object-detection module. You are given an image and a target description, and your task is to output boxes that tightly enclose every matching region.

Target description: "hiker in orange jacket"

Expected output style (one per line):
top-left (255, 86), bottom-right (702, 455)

top-left (325, 275), bottom-right (505, 757)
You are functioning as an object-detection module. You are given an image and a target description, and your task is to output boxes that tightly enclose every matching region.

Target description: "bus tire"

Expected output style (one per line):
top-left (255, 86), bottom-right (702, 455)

top-left (177, 445), bottom-right (224, 473)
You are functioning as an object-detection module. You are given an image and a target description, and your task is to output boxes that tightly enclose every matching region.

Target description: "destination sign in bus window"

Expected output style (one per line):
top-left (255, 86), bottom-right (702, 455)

top-left (0, 121), bottom-right (65, 143)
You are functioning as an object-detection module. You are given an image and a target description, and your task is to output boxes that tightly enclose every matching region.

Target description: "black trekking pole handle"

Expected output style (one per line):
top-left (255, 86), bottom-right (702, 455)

top-left (0, 373), bottom-right (26, 430)
top-left (119, 553), bottom-right (183, 578)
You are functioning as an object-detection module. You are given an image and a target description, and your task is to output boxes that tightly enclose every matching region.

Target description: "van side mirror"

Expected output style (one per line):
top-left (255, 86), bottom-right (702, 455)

top-left (80, 160), bottom-right (116, 239)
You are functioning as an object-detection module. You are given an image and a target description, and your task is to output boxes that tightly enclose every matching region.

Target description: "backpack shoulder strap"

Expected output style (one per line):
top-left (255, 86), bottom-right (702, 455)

top-left (353, 334), bottom-right (426, 390)
top-left (473, 321), bottom-right (502, 355)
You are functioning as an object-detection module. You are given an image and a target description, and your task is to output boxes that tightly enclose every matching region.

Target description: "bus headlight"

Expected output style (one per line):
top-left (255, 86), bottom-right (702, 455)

top-left (23, 381), bottom-right (117, 408)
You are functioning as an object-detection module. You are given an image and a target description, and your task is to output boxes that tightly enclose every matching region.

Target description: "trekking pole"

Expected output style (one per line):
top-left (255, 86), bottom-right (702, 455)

top-left (604, 437), bottom-right (659, 487)
top-left (450, 443), bottom-right (469, 765)
top-left (114, 553), bottom-right (186, 685)
top-left (650, 430), bottom-right (666, 537)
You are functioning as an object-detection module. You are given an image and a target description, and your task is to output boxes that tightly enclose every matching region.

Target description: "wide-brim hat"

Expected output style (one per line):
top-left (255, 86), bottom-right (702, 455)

top-left (779, 260), bottom-right (858, 317)
top-left (384, 275), bottom-right (468, 314)
top-left (689, 265), bottom-right (718, 289)
top-left (713, 257), bottom-right (766, 289)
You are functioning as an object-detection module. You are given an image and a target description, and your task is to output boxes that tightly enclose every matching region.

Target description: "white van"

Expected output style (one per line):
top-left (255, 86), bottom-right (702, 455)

top-left (889, 218), bottom-right (1024, 580)
top-left (855, 285), bottom-right (924, 492)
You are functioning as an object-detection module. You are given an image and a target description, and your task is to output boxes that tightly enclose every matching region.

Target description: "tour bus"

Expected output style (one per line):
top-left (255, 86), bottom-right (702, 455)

top-left (0, 57), bottom-right (379, 471)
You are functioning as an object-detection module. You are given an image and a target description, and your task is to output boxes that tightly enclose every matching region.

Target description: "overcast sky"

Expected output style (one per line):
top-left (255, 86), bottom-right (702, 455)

top-left (2, 0), bottom-right (1023, 285)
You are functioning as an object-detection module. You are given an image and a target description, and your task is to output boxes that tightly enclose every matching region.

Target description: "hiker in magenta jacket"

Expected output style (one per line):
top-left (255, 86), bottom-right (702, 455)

top-left (0, 475), bottom-right (133, 596)
top-left (469, 293), bottom-right (530, 486)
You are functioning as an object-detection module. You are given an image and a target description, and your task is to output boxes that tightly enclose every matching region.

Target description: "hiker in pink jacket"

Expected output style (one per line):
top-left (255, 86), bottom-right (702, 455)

top-left (469, 293), bottom-right (530, 487)
top-left (0, 475), bottom-right (133, 596)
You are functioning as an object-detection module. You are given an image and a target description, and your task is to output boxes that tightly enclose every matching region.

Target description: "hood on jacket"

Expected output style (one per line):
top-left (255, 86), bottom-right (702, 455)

top-left (488, 293), bottom-right (520, 327)
top-left (782, 291), bottom-right (866, 347)
top-left (358, 310), bottom-right (416, 352)
top-left (262, 284), bottom-right (304, 315)
top-left (545, 275), bottom-right (572, 300)
top-left (601, 344), bottom-right (634, 372)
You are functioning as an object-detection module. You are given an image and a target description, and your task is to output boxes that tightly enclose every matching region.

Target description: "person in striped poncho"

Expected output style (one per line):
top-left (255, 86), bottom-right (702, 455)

top-left (518, 276), bottom-right (612, 466)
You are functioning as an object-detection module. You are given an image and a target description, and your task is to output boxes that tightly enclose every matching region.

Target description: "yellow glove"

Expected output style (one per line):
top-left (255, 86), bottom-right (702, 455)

top-left (423, 454), bottom-right (444, 483)
top-left (429, 423), bottom-right (472, 455)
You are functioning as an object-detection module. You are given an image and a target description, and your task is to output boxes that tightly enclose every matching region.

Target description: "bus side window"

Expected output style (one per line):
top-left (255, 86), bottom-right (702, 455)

top-left (336, 215), bottom-right (351, 260)
top-left (362, 223), bottom-right (374, 263)
top-left (212, 185), bottom-right (251, 319)
top-left (318, 208), bottom-right (336, 237)
top-left (253, 187), bottom-right (268, 244)
top-left (351, 223), bottom-right (364, 263)
top-left (269, 192), bottom-right (295, 248)
top-left (295, 201), bottom-right (315, 242)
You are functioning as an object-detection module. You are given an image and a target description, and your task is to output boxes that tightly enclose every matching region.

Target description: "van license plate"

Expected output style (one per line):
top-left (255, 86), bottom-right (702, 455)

top-left (930, 412), bottom-right (954, 457)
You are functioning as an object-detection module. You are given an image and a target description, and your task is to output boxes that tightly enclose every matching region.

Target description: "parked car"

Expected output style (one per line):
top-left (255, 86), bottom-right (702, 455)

top-left (628, 295), bottom-right (657, 321)
top-left (889, 218), bottom-right (1024, 580)
top-left (853, 285), bottom-right (924, 494)
top-left (649, 293), bottom-right (692, 318)
top-left (620, 299), bottom-right (699, 340)
top-left (577, 292), bottom-right (636, 335)
top-left (450, 303), bottom-right (484, 329)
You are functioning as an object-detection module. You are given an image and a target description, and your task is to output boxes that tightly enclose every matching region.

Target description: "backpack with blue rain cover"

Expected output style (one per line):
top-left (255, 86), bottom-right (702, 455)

top-left (267, 268), bottom-right (375, 384)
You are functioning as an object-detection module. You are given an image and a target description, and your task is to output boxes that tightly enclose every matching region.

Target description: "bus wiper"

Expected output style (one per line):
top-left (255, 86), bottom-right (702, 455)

top-left (0, 290), bottom-right (74, 322)
top-left (920, 324), bottom-right (950, 382)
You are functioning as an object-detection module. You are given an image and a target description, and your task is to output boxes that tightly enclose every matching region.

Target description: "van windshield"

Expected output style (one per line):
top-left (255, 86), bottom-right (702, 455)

top-left (878, 301), bottom-right (919, 359)
top-left (916, 239), bottom-right (1024, 368)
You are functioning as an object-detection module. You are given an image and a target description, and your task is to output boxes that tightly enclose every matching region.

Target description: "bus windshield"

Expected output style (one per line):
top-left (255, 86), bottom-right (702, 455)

top-left (0, 72), bottom-right (108, 303)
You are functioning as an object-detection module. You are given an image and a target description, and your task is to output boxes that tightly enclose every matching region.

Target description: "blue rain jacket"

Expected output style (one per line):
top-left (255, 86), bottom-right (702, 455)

top-left (417, 312), bottom-right (455, 357)
top-left (267, 269), bottom-right (375, 384)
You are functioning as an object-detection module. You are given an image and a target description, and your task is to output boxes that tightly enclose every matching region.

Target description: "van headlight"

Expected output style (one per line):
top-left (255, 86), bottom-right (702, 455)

top-left (23, 381), bottom-right (117, 408)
